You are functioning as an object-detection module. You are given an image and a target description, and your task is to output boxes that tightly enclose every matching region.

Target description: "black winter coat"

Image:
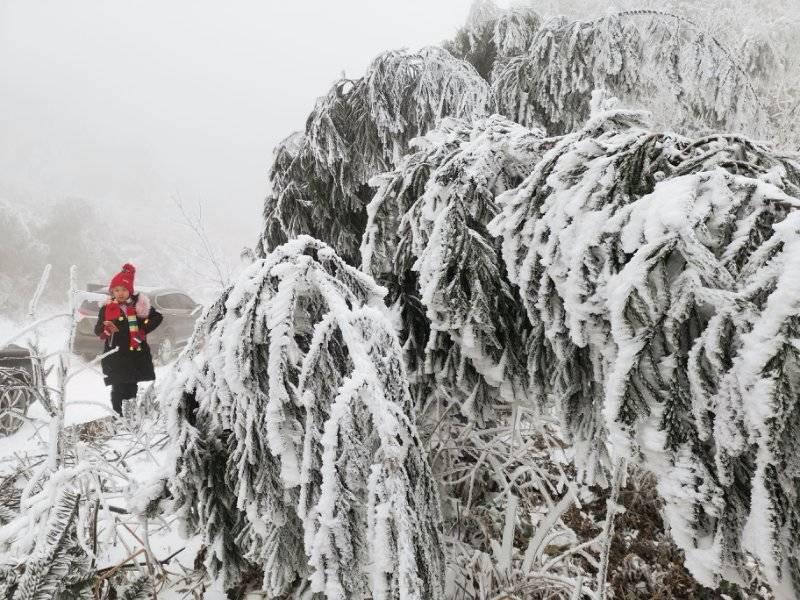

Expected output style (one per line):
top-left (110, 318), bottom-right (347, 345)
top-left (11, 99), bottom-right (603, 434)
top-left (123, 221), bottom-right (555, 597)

top-left (94, 294), bottom-right (163, 386)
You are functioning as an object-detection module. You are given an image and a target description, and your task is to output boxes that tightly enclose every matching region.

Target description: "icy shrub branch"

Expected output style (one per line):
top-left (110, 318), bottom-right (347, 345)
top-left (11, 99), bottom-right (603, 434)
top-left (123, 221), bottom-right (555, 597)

top-left (490, 107), bottom-right (800, 596)
top-left (257, 47), bottom-right (491, 265)
top-left (161, 236), bottom-right (445, 599)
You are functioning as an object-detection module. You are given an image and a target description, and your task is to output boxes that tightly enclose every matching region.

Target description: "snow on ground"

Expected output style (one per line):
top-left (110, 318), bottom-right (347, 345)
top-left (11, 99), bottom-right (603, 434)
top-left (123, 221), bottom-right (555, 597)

top-left (0, 311), bottom-right (224, 598)
top-left (0, 310), bottom-right (166, 427)
top-left (1, 311), bottom-right (110, 463)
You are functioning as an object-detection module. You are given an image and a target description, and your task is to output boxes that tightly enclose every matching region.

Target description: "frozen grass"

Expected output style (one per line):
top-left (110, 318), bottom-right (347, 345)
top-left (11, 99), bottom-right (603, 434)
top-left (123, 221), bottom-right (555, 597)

top-left (0, 312), bottom-right (218, 598)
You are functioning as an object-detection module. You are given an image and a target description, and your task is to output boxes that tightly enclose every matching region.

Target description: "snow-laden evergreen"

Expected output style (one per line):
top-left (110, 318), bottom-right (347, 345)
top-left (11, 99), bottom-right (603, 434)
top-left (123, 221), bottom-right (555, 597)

top-left (489, 102), bottom-right (800, 596)
top-left (257, 47), bottom-right (491, 265)
top-left (362, 115), bottom-right (548, 420)
top-left (257, 2), bottom-right (785, 268)
top-left (161, 237), bottom-right (444, 599)
top-left (359, 116), bottom-right (600, 598)
top-left (1, 487), bottom-right (91, 599)
top-left (489, 10), bottom-right (764, 137)
top-left (443, 0), bottom-right (542, 80)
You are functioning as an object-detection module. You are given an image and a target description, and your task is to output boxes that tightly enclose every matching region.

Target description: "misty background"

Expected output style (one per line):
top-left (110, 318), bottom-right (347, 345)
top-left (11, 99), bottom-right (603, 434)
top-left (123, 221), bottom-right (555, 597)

top-left (2, 0), bottom-right (796, 314)
top-left (0, 0), bottom-right (493, 313)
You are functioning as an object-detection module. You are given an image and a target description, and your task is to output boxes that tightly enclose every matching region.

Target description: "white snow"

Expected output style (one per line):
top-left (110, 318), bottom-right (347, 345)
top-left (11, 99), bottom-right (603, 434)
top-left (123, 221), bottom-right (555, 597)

top-left (0, 311), bottom-right (209, 598)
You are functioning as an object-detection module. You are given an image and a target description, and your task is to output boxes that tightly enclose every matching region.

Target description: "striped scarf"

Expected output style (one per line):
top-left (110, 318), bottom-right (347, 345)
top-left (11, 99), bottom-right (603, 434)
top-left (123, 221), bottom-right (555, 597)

top-left (103, 299), bottom-right (146, 351)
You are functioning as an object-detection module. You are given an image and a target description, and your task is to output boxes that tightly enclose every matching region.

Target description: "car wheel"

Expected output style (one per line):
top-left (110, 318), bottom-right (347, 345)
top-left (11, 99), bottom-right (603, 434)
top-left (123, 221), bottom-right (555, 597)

top-left (0, 370), bottom-right (31, 437)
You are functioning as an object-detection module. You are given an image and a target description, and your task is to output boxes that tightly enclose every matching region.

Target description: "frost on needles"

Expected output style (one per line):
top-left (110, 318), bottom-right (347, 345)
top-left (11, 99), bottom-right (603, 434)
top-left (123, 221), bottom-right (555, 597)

top-left (489, 104), bottom-right (800, 595)
top-left (361, 114), bottom-right (549, 421)
top-left (490, 11), bottom-right (764, 137)
top-left (160, 237), bottom-right (445, 600)
top-left (257, 47), bottom-right (491, 265)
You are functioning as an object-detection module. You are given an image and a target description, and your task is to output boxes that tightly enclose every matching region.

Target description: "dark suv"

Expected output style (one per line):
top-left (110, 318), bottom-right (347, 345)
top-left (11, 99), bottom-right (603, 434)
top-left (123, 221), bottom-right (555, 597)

top-left (72, 284), bottom-right (202, 363)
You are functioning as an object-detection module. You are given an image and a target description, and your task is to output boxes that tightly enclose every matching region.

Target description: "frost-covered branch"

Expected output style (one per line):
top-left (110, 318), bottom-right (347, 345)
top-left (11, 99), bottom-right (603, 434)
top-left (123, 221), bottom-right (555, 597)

top-left (489, 106), bottom-right (800, 596)
top-left (160, 237), bottom-right (445, 598)
top-left (257, 47), bottom-right (491, 265)
top-left (492, 10), bottom-right (766, 137)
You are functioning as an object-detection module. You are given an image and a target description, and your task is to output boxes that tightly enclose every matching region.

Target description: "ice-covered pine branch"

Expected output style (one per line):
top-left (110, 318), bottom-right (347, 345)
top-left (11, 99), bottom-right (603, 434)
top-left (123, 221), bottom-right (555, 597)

top-left (1, 488), bottom-right (91, 599)
top-left (257, 47), bottom-right (491, 265)
top-left (160, 236), bottom-right (445, 599)
top-left (443, 0), bottom-right (542, 80)
top-left (491, 10), bottom-right (765, 138)
top-left (361, 115), bottom-right (549, 422)
top-left (489, 105), bottom-right (800, 597)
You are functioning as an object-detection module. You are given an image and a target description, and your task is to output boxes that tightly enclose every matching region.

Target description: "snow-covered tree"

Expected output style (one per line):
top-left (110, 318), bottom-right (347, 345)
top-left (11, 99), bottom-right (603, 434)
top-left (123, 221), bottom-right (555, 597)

top-left (362, 114), bottom-right (548, 421)
top-left (737, 20), bottom-right (800, 149)
top-left (443, 0), bottom-right (542, 80)
top-left (358, 115), bottom-right (601, 598)
top-left (162, 237), bottom-right (445, 599)
top-left (489, 103), bottom-right (800, 597)
top-left (492, 11), bottom-right (764, 137)
top-left (238, 3), bottom-right (800, 597)
top-left (256, 47), bottom-right (491, 265)
top-left (0, 200), bottom-right (48, 316)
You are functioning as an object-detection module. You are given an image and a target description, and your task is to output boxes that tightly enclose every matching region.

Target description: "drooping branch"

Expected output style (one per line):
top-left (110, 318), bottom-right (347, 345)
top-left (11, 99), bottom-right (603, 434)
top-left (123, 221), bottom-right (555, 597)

top-left (162, 237), bottom-right (445, 598)
top-left (257, 47), bottom-right (491, 265)
top-left (492, 11), bottom-right (766, 137)
top-left (489, 105), bottom-right (800, 596)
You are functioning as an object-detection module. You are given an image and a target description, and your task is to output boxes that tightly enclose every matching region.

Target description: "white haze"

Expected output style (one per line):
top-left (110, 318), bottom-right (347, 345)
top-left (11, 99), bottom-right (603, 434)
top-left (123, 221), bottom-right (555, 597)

top-left (4, 0), bottom-right (793, 307)
top-left (0, 0), bottom-right (484, 304)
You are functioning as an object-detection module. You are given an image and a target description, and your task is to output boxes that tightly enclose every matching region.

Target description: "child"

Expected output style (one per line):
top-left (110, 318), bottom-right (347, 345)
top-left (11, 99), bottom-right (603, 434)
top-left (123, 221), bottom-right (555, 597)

top-left (94, 263), bottom-right (163, 416)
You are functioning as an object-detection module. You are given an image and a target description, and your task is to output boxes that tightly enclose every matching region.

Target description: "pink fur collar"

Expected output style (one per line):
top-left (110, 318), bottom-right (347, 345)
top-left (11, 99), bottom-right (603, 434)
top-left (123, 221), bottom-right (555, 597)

top-left (104, 293), bottom-right (150, 318)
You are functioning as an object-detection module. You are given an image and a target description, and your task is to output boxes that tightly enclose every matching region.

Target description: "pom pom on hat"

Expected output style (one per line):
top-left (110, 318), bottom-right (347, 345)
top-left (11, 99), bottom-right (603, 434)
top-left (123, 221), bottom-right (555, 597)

top-left (109, 263), bottom-right (136, 294)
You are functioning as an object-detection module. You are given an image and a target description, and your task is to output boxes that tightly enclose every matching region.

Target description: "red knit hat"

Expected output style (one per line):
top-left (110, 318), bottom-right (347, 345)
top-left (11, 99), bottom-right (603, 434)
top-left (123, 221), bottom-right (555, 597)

top-left (109, 263), bottom-right (136, 294)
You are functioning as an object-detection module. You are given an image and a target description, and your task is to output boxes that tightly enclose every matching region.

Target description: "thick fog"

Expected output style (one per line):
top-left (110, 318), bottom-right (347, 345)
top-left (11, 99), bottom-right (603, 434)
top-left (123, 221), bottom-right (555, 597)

top-left (0, 0), bottom-right (483, 310)
top-left (3, 0), bottom-right (796, 313)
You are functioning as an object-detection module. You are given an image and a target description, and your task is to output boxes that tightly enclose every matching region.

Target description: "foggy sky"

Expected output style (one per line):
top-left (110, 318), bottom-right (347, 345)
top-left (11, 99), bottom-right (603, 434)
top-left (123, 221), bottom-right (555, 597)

top-left (0, 0), bottom-right (485, 261)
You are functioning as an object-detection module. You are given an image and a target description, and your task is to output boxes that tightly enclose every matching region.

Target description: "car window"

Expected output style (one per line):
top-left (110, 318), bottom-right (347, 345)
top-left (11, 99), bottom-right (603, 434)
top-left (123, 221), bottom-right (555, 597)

top-left (157, 293), bottom-right (195, 310)
top-left (79, 299), bottom-right (103, 313)
top-left (175, 294), bottom-right (196, 309)
top-left (156, 294), bottom-right (181, 309)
